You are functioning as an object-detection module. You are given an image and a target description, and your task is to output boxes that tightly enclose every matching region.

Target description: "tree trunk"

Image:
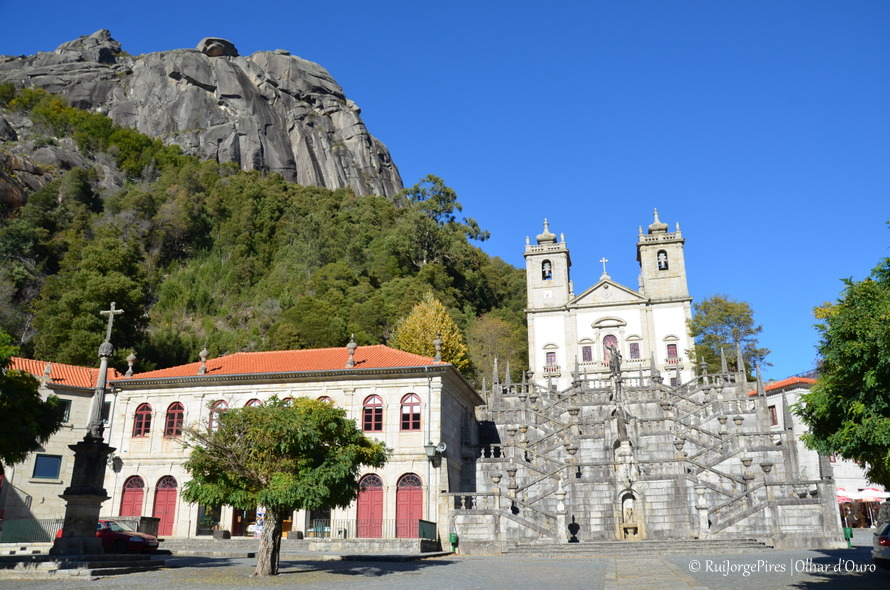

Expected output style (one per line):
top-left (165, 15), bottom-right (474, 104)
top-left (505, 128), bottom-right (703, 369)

top-left (253, 510), bottom-right (284, 576)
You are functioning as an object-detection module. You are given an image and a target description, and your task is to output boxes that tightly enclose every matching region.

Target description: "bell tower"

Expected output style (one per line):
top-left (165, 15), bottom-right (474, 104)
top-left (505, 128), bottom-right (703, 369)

top-left (525, 219), bottom-right (572, 310)
top-left (636, 209), bottom-right (689, 301)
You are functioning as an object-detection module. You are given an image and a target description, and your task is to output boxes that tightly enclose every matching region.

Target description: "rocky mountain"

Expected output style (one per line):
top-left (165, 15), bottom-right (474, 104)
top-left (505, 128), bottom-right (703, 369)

top-left (0, 30), bottom-right (402, 197)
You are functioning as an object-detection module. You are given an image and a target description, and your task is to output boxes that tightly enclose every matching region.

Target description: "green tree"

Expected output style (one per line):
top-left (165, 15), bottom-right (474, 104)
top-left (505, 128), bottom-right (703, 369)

top-left (467, 312), bottom-right (528, 386)
top-left (0, 331), bottom-right (65, 472)
top-left (390, 292), bottom-right (470, 373)
top-left (687, 294), bottom-right (770, 376)
top-left (181, 397), bottom-right (387, 576)
top-left (797, 258), bottom-right (890, 487)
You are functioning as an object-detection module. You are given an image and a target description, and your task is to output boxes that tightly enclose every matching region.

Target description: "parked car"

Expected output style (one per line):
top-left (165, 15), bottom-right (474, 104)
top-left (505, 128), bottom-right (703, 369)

top-left (56, 519), bottom-right (160, 554)
top-left (874, 521), bottom-right (890, 570)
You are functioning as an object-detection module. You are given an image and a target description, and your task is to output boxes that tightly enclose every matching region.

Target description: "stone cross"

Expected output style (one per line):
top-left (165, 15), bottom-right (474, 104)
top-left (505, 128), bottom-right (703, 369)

top-left (99, 302), bottom-right (123, 348)
top-left (599, 257), bottom-right (608, 275)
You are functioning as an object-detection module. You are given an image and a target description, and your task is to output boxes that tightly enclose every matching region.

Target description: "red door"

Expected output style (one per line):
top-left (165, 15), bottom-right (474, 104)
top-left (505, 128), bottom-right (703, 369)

top-left (396, 474), bottom-right (423, 538)
top-left (153, 476), bottom-right (178, 536)
top-left (120, 476), bottom-right (145, 516)
top-left (356, 474), bottom-right (383, 538)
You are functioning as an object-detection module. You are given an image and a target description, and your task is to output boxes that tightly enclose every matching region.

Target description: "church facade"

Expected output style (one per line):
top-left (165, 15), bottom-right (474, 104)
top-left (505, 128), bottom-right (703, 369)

top-left (450, 212), bottom-right (843, 551)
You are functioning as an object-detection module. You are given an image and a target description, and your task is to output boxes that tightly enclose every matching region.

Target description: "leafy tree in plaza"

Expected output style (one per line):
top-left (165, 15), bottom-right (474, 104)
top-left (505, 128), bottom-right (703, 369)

top-left (797, 257), bottom-right (890, 488)
top-left (0, 330), bottom-right (65, 472)
top-left (390, 291), bottom-right (470, 373)
top-left (181, 397), bottom-right (387, 577)
top-left (687, 294), bottom-right (770, 377)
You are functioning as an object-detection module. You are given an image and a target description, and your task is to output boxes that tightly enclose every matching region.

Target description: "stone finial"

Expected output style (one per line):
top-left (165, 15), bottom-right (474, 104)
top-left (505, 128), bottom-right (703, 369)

top-left (735, 342), bottom-right (746, 376)
top-left (504, 360), bottom-right (512, 386)
top-left (125, 352), bottom-right (137, 377)
top-left (493, 355), bottom-right (500, 385)
top-left (433, 332), bottom-right (443, 362)
top-left (755, 364), bottom-right (765, 396)
top-left (536, 219), bottom-right (557, 245)
top-left (42, 362), bottom-right (52, 383)
top-left (346, 334), bottom-right (358, 368)
top-left (720, 347), bottom-right (728, 374)
top-left (198, 346), bottom-right (209, 375)
top-left (648, 208), bottom-right (668, 234)
top-left (650, 352), bottom-right (663, 384)
top-left (197, 37), bottom-right (239, 57)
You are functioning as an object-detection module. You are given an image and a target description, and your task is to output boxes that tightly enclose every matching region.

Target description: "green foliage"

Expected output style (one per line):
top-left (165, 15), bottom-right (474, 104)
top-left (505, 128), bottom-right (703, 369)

top-left (0, 82), bottom-right (14, 108)
top-left (1, 87), bottom-right (527, 374)
top-left (0, 331), bottom-right (65, 469)
top-left (797, 257), bottom-right (890, 487)
top-left (687, 294), bottom-right (770, 377)
top-left (181, 397), bottom-right (387, 575)
top-left (467, 312), bottom-right (528, 386)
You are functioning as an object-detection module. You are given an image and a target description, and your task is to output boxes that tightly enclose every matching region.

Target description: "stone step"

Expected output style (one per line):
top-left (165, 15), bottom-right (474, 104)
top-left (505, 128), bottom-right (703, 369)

top-left (504, 538), bottom-right (771, 556)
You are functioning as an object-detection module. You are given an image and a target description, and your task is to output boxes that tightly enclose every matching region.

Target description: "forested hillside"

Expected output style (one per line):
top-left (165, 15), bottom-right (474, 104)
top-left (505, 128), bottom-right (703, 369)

top-left (0, 86), bottom-right (527, 384)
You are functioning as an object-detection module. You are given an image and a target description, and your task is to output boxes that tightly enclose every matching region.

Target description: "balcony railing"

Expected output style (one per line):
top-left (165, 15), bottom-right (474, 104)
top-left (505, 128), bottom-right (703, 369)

top-left (305, 518), bottom-right (436, 540)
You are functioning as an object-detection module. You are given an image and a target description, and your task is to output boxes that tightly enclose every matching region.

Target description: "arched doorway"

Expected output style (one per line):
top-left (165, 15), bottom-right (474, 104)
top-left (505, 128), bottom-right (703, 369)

top-left (120, 476), bottom-right (145, 517)
top-left (356, 474), bottom-right (383, 538)
top-left (396, 473), bottom-right (423, 538)
top-left (153, 476), bottom-right (178, 536)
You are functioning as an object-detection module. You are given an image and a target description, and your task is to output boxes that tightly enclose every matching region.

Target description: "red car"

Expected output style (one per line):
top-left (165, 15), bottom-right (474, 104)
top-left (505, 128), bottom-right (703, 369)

top-left (56, 519), bottom-right (160, 554)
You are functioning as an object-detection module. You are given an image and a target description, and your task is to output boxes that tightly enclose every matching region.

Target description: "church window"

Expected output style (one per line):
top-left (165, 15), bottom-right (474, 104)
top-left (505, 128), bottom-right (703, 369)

top-left (603, 335), bottom-right (618, 362)
top-left (581, 346), bottom-right (592, 362)
top-left (545, 351), bottom-right (557, 367)
top-left (132, 403), bottom-right (152, 437)
top-left (400, 393), bottom-right (421, 431)
top-left (629, 343), bottom-right (640, 359)
top-left (164, 402), bottom-right (184, 437)
top-left (768, 405), bottom-right (778, 426)
top-left (542, 260), bottom-right (553, 280)
top-left (209, 400), bottom-right (228, 431)
top-left (666, 343), bottom-right (678, 360)
top-left (670, 377), bottom-right (678, 387)
top-left (363, 395), bottom-right (384, 432)
top-left (245, 398), bottom-right (262, 407)
top-left (657, 250), bottom-right (669, 270)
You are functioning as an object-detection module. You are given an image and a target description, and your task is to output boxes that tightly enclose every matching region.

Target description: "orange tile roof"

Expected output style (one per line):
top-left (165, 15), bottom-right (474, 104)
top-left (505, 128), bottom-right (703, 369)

top-left (118, 345), bottom-right (445, 381)
top-left (748, 376), bottom-right (817, 396)
top-left (10, 357), bottom-right (124, 389)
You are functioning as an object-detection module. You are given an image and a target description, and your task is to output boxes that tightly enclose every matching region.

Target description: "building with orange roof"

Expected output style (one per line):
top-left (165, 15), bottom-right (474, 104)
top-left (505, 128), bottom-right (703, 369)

top-left (753, 374), bottom-right (886, 528)
top-left (1, 358), bottom-right (122, 521)
top-left (103, 342), bottom-right (482, 541)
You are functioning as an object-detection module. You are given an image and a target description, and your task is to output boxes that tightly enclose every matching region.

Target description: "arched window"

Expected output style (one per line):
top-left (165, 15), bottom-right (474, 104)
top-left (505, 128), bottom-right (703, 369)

top-left (164, 402), bottom-right (184, 437)
top-left (318, 396), bottom-right (333, 404)
top-left (245, 398), bottom-right (262, 407)
top-left (363, 395), bottom-right (383, 432)
top-left (132, 403), bottom-right (152, 437)
top-left (657, 249), bottom-right (669, 270)
top-left (400, 393), bottom-right (421, 431)
top-left (603, 334), bottom-right (618, 364)
top-left (209, 400), bottom-right (228, 431)
top-left (281, 397), bottom-right (294, 406)
top-left (542, 260), bottom-right (553, 280)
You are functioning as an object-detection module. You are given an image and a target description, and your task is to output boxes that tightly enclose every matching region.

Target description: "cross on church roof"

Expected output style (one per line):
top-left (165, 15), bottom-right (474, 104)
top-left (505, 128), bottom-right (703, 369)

top-left (599, 257), bottom-right (609, 276)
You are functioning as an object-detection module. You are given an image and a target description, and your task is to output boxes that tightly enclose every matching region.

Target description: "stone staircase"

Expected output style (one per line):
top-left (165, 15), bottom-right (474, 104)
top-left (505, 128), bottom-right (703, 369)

top-left (503, 537), bottom-right (772, 556)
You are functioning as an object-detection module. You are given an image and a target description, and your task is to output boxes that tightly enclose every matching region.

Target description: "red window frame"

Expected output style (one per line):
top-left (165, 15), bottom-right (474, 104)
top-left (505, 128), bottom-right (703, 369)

top-left (164, 402), bottom-right (184, 437)
top-left (318, 396), bottom-right (334, 404)
top-left (400, 393), bottom-right (421, 431)
top-left (363, 395), bottom-right (383, 432)
top-left (245, 398), bottom-right (262, 407)
top-left (132, 403), bottom-right (152, 437)
top-left (667, 343), bottom-right (678, 359)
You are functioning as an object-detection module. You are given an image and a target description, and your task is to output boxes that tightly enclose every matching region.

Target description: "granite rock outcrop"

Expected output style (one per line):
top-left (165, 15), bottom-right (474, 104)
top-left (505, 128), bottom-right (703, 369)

top-left (0, 30), bottom-right (402, 197)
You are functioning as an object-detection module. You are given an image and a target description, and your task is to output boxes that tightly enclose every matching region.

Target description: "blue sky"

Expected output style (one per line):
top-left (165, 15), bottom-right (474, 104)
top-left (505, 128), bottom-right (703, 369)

top-left (2, 1), bottom-right (888, 380)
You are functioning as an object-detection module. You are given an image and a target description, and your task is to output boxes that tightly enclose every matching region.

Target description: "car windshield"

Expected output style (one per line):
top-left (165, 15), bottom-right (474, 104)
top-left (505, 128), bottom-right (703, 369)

top-left (104, 521), bottom-right (135, 533)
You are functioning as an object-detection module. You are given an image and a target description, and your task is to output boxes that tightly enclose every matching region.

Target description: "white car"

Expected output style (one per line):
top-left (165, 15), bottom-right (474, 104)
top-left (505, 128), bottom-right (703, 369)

top-left (874, 522), bottom-right (890, 570)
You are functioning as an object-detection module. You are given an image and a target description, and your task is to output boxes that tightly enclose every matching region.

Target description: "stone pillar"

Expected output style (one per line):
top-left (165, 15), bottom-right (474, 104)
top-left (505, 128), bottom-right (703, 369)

top-left (695, 485), bottom-right (709, 539)
top-left (50, 438), bottom-right (115, 555)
